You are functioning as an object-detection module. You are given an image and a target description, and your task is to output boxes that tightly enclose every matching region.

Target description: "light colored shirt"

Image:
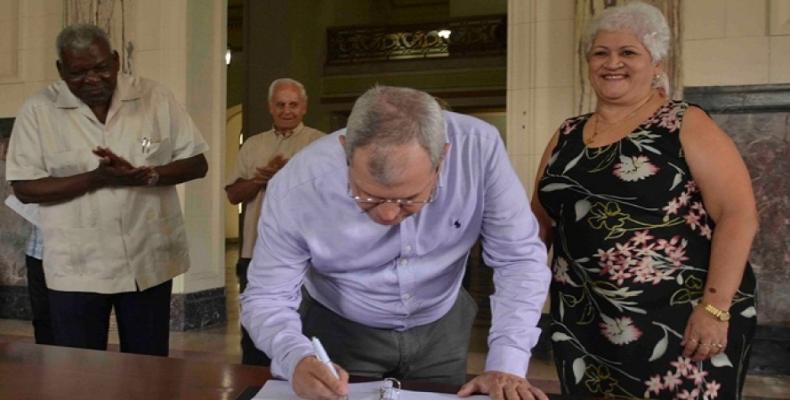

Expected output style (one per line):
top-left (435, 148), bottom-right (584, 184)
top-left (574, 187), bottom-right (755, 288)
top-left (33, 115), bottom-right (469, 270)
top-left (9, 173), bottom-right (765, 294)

top-left (226, 123), bottom-right (324, 258)
top-left (241, 111), bottom-right (550, 381)
top-left (5, 75), bottom-right (208, 293)
top-left (25, 225), bottom-right (43, 260)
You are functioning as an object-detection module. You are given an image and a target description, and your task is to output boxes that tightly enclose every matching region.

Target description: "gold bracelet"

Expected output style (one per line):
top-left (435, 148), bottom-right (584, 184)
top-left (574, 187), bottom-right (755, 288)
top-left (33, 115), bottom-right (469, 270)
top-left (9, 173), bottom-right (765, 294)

top-left (702, 302), bottom-right (731, 322)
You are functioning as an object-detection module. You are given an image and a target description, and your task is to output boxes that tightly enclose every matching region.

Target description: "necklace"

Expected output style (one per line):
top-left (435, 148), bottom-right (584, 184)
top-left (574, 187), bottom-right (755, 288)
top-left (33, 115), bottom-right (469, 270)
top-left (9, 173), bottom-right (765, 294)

top-left (585, 92), bottom-right (657, 145)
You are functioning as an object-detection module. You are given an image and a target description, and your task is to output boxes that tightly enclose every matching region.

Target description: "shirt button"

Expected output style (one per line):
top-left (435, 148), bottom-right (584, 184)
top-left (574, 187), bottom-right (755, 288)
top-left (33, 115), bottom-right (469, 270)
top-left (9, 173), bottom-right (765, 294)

top-left (403, 293), bottom-right (412, 300)
top-left (404, 245), bottom-right (412, 253)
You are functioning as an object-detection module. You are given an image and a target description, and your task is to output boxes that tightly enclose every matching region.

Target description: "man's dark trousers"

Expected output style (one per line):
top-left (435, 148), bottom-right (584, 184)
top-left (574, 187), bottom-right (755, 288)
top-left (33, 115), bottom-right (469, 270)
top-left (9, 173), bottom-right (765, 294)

top-left (25, 255), bottom-right (54, 345)
top-left (48, 279), bottom-right (173, 356)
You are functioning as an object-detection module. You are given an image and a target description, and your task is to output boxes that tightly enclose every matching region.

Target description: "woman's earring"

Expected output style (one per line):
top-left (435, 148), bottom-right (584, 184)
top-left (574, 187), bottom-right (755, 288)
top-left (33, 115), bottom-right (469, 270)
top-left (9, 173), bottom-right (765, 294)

top-left (652, 73), bottom-right (664, 87)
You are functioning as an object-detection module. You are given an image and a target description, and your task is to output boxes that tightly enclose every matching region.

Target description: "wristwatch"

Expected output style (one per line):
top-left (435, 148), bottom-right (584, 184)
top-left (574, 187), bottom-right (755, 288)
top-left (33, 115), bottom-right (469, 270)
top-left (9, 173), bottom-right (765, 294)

top-left (702, 302), bottom-right (731, 322)
top-left (146, 169), bottom-right (160, 186)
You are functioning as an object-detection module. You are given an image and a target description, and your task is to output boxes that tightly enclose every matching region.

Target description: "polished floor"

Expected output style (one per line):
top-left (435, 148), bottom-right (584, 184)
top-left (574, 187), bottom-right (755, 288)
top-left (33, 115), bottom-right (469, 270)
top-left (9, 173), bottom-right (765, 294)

top-left (1, 244), bottom-right (787, 399)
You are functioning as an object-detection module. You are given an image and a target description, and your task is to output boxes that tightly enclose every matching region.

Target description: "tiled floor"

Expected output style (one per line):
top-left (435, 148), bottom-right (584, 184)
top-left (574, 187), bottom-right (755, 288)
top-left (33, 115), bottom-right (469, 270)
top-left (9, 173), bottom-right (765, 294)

top-left (1, 244), bottom-right (787, 399)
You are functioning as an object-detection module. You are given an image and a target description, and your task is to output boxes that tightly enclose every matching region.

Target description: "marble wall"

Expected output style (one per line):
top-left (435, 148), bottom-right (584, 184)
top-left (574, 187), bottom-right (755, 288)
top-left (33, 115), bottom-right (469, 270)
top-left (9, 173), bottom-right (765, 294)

top-left (0, 117), bottom-right (28, 288)
top-left (686, 84), bottom-right (790, 374)
top-left (711, 111), bottom-right (789, 326)
top-left (0, 117), bottom-right (31, 321)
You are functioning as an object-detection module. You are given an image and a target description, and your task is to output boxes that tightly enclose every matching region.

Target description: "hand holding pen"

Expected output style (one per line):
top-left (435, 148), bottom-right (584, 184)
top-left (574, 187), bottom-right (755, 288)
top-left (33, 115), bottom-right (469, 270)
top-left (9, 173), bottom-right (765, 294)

top-left (292, 337), bottom-right (349, 400)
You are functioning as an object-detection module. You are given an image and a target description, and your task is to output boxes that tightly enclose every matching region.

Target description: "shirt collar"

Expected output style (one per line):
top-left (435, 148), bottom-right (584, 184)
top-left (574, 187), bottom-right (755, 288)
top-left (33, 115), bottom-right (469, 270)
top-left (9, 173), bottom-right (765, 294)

top-left (54, 81), bottom-right (83, 109)
top-left (273, 122), bottom-right (304, 139)
top-left (114, 74), bottom-right (142, 102)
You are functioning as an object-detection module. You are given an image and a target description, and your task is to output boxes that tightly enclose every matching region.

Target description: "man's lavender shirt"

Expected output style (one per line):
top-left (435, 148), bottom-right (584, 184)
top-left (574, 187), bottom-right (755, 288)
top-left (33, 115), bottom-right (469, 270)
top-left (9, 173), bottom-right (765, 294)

top-left (241, 111), bottom-right (550, 381)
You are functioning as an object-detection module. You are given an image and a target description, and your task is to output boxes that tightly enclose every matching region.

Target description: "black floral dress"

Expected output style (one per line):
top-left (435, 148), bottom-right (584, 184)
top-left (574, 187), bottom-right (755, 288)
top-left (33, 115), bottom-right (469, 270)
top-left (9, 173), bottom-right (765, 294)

top-left (537, 101), bottom-right (757, 399)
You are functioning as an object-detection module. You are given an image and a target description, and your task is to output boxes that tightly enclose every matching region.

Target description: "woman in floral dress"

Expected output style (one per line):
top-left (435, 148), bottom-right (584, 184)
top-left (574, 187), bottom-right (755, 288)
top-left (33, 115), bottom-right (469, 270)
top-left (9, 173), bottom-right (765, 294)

top-left (531, 3), bottom-right (757, 399)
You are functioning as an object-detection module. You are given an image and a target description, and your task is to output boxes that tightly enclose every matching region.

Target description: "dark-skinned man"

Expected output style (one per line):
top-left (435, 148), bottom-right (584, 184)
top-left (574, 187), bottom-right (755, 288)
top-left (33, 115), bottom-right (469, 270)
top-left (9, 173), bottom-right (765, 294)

top-left (5, 24), bottom-right (208, 356)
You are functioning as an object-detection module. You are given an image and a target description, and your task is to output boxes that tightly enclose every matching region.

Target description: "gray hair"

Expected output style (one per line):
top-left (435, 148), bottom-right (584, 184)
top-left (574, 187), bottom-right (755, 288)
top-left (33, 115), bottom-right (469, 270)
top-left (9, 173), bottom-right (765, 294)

top-left (56, 24), bottom-right (112, 62)
top-left (584, 2), bottom-right (670, 92)
top-left (344, 86), bottom-right (445, 184)
top-left (268, 78), bottom-right (308, 103)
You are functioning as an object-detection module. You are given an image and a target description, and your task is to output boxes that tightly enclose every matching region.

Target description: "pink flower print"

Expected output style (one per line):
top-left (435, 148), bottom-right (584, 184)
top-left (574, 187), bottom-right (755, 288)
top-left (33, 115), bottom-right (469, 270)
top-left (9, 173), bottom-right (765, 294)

top-left (677, 388), bottom-right (701, 400)
top-left (635, 242), bottom-right (656, 258)
top-left (653, 106), bottom-right (682, 132)
top-left (699, 225), bottom-right (712, 239)
top-left (644, 375), bottom-right (664, 397)
top-left (599, 315), bottom-right (642, 345)
top-left (678, 192), bottom-right (691, 206)
top-left (614, 242), bottom-right (635, 258)
top-left (685, 180), bottom-right (697, 192)
top-left (655, 236), bottom-right (681, 252)
top-left (595, 248), bottom-right (617, 263)
top-left (663, 370), bottom-right (682, 391)
top-left (690, 201), bottom-right (706, 214)
top-left (663, 198), bottom-right (681, 216)
top-left (704, 381), bottom-right (720, 400)
top-left (649, 268), bottom-right (666, 285)
top-left (634, 258), bottom-right (664, 285)
top-left (553, 257), bottom-right (573, 284)
top-left (560, 116), bottom-right (586, 135)
top-left (613, 155), bottom-right (659, 182)
top-left (667, 247), bottom-right (689, 267)
top-left (684, 212), bottom-right (701, 231)
top-left (630, 230), bottom-right (654, 246)
top-left (600, 259), bottom-right (616, 276)
top-left (609, 269), bottom-right (632, 286)
top-left (671, 357), bottom-right (694, 377)
top-left (689, 368), bottom-right (709, 386)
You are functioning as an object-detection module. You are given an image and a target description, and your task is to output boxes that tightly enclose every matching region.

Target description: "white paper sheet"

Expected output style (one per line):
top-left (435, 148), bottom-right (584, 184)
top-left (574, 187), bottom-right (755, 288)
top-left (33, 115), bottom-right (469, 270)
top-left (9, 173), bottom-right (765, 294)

top-left (253, 380), bottom-right (490, 399)
top-left (4, 195), bottom-right (40, 226)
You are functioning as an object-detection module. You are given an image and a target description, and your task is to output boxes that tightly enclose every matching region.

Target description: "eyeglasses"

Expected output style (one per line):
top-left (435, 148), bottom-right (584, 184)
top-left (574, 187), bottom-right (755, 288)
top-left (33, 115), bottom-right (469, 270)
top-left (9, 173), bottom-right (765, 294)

top-left (349, 169), bottom-right (440, 212)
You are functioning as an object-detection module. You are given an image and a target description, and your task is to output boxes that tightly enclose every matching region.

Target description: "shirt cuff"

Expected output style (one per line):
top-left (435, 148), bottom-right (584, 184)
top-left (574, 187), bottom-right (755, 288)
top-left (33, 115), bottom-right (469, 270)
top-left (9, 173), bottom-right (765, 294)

top-left (485, 344), bottom-right (531, 377)
top-left (276, 341), bottom-right (315, 382)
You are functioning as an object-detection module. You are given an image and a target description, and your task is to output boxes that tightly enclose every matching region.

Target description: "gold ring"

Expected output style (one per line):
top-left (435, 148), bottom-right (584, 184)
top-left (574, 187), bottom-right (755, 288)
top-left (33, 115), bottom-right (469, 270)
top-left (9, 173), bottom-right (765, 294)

top-left (714, 344), bottom-right (724, 348)
top-left (689, 338), bottom-right (698, 343)
top-left (699, 343), bottom-right (710, 346)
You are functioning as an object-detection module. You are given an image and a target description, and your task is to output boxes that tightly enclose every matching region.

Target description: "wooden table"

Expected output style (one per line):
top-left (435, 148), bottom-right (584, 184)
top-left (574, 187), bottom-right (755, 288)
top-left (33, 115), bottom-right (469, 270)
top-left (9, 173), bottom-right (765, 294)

top-left (0, 338), bottom-right (562, 399)
top-left (0, 339), bottom-right (271, 400)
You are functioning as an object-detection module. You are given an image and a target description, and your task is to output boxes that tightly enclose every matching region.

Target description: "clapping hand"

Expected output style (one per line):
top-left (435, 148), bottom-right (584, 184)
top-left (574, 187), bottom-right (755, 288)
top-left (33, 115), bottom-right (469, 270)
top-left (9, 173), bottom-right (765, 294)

top-left (253, 154), bottom-right (289, 186)
top-left (93, 147), bottom-right (155, 186)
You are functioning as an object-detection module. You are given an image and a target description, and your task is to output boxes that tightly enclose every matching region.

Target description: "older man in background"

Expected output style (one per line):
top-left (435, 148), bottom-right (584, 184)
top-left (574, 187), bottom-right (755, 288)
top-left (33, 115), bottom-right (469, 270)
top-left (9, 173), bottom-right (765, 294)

top-left (225, 78), bottom-right (324, 366)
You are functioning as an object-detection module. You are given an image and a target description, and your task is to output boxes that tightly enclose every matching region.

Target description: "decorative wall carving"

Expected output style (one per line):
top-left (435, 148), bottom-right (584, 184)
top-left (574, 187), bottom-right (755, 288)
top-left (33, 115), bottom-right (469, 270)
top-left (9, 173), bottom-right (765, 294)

top-left (326, 15), bottom-right (505, 65)
top-left (63, 0), bottom-right (135, 74)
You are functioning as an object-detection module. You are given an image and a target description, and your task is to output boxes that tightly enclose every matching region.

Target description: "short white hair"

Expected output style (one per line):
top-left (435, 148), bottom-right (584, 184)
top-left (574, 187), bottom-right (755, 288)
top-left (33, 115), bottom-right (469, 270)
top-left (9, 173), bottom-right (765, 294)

top-left (584, 2), bottom-right (670, 63)
top-left (56, 24), bottom-right (112, 62)
top-left (268, 78), bottom-right (307, 103)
